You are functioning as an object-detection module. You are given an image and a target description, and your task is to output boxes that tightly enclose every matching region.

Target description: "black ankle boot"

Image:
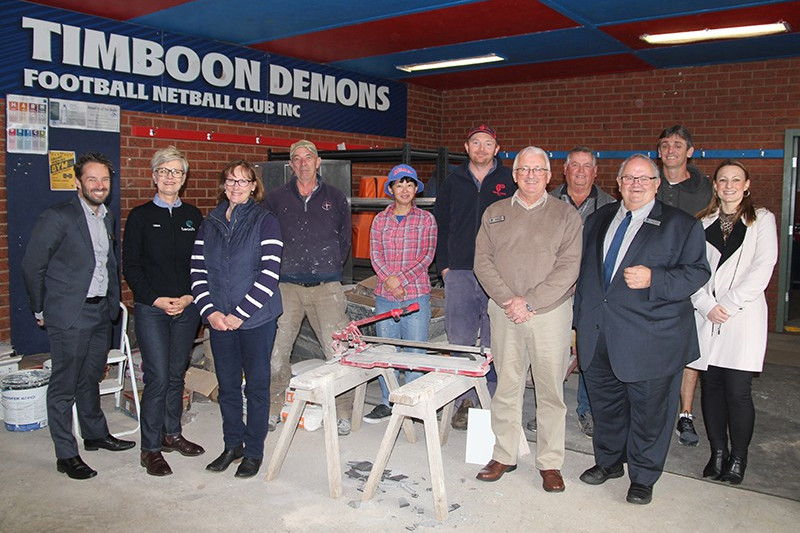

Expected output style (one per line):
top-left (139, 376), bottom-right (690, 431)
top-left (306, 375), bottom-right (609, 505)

top-left (205, 446), bottom-right (244, 472)
top-left (719, 455), bottom-right (747, 485)
top-left (703, 448), bottom-right (728, 479)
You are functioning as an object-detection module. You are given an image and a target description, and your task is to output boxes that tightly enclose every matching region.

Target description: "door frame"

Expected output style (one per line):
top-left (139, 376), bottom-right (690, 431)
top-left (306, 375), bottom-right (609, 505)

top-left (777, 129), bottom-right (799, 331)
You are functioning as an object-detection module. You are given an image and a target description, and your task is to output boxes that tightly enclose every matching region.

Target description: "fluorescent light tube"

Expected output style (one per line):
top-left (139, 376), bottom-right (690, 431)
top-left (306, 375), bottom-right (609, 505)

top-left (641, 21), bottom-right (790, 45)
top-left (396, 53), bottom-right (505, 73)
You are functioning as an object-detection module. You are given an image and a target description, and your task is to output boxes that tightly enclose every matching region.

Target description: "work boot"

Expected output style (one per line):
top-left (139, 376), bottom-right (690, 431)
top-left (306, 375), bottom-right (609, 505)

top-left (451, 399), bottom-right (473, 430)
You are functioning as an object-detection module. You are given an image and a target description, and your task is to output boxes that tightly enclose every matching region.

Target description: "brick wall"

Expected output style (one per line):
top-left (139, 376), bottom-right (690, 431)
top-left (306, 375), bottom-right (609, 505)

top-left (2, 58), bottom-right (798, 341)
top-left (439, 58), bottom-right (800, 328)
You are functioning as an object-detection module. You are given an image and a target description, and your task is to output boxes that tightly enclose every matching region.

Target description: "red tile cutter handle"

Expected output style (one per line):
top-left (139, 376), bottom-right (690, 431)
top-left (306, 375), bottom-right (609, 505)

top-left (331, 303), bottom-right (420, 354)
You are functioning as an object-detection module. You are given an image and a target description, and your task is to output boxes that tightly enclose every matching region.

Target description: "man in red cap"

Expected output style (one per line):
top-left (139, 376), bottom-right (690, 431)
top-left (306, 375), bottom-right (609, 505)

top-left (433, 124), bottom-right (517, 429)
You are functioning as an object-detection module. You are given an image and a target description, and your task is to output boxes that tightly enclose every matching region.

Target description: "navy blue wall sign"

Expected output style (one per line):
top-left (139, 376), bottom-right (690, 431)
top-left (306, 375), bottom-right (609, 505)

top-left (1, 1), bottom-right (407, 138)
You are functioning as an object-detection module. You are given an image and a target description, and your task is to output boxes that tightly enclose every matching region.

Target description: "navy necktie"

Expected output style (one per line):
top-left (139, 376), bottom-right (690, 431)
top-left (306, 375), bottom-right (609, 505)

top-left (603, 211), bottom-right (632, 288)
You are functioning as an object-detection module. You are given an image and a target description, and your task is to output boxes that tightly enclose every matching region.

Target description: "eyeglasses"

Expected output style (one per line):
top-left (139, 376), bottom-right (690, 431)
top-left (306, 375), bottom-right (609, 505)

top-left (224, 178), bottom-right (254, 187)
top-left (514, 166), bottom-right (550, 177)
top-left (154, 168), bottom-right (185, 178)
top-left (620, 175), bottom-right (657, 184)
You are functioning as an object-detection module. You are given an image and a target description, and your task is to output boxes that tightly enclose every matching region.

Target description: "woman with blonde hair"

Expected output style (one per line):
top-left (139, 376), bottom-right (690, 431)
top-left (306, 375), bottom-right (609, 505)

top-left (124, 146), bottom-right (204, 476)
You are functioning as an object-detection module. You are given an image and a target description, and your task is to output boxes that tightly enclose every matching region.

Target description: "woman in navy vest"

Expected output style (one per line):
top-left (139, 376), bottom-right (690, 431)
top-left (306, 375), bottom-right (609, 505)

top-left (191, 160), bottom-right (283, 478)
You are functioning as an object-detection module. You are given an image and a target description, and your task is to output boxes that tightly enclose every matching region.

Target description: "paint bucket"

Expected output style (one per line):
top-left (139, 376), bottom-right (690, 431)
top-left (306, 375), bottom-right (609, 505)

top-left (1, 369), bottom-right (50, 431)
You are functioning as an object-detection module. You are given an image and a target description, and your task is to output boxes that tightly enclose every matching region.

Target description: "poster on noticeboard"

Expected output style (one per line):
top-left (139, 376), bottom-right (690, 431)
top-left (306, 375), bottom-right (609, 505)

top-left (48, 150), bottom-right (76, 191)
top-left (6, 94), bottom-right (48, 154)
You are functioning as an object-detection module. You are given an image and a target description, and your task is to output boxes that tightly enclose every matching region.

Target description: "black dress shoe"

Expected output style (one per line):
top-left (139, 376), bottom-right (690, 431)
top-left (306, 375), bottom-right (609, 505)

top-left (703, 448), bottom-right (728, 479)
top-left (626, 482), bottom-right (653, 504)
top-left (162, 435), bottom-right (205, 457)
top-left (84, 434), bottom-right (136, 452)
top-left (206, 446), bottom-right (244, 472)
top-left (719, 455), bottom-right (747, 485)
top-left (56, 456), bottom-right (97, 480)
top-left (579, 464), bottom-right (624, 485)
top-left (141, 451), bottom-right (173, 476)
top-left (234, 457), bottom-right (262, 478)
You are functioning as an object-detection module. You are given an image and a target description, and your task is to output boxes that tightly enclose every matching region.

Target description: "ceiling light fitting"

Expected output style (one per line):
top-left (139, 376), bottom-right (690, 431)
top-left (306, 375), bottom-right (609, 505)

top-left (641, 21), bottom-right (790, 45)
top-left (396, 53), bottom-right (505, 73)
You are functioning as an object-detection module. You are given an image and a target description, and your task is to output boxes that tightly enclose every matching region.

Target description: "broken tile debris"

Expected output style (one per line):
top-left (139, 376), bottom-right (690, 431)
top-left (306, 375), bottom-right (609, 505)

top-left (344, 460), bottom-right (459, 521)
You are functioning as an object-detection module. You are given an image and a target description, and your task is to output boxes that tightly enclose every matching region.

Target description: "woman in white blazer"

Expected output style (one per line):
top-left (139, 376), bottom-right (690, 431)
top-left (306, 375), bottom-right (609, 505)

top-left (690, 159), bottom-right (778, 485)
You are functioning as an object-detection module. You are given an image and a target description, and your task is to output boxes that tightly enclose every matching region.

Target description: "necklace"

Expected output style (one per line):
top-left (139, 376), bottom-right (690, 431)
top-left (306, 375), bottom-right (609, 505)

top-left (718, 211), bottom-right (737, 244)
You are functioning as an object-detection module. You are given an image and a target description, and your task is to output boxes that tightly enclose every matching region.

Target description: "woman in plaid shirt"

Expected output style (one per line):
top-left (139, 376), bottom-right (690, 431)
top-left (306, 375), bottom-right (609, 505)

top-left (363, 164), bottom-right (438, 422)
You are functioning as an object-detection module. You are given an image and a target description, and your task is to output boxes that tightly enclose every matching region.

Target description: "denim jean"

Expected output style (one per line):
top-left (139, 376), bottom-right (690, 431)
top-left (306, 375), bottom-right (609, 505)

top-left (210, 319), bottom-right (276, 459)
top-left (135, 303), bottom-right (200, 451)
top-left (577, 372), bottom-right (591, 417)
top-left (374, 294), bottom-right (430, 406)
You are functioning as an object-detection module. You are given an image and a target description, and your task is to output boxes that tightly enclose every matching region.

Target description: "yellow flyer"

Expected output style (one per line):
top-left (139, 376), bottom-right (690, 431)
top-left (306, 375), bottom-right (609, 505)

top-left (49, 150), bottom-right (76, 191)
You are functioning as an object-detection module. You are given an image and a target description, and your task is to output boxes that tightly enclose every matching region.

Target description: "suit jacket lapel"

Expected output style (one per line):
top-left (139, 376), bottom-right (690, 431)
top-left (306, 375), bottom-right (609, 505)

top-left (71, 196), bottom-right (94, 253)
top-left (596, 208), bottom-right (616, 286)
top-left (104, 213), bottom-right (117, 270)
top-left (613, 200), bottom-right (663, 286)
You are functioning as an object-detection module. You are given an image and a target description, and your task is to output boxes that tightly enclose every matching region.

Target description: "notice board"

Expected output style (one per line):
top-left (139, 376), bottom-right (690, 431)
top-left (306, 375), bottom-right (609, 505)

top-left (7, 96), bottom-right (121, 354)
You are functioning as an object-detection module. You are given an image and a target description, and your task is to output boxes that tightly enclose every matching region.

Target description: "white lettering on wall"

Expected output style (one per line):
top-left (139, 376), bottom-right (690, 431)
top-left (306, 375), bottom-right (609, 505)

top-left (21, 16), bottom-right (395, 113)
top-left (268, 64), bottom-right (391, 110)
top-left (21, 16), bottom-right (261, 91)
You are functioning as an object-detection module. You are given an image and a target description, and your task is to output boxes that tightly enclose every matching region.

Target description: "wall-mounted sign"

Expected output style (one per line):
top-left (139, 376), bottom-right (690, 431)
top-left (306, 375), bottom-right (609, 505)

top-left (1, 1), bottom-right (407, 138)
top-left (6, 94), bottom-right (48, 154)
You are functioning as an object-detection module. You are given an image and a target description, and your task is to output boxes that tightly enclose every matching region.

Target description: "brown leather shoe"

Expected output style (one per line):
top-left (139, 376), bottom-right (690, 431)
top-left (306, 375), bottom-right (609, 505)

top-left (476, 459), bottom-right (517, 482)
top-left (141, 451), bottom-right (172, 476)
top-left (540, 469), bottom-right (565, 492)
top-left (162, 435), bottom-right (205, 457)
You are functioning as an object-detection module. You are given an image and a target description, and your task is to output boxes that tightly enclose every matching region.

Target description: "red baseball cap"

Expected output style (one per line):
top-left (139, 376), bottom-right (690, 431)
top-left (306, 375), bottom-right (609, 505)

top-left (466, 124), bottom-right (497, 141)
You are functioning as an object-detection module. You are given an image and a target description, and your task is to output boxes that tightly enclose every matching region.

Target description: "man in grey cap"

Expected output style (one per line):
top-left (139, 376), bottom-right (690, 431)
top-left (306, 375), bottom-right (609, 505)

top-left (263, 140), bottom-right (354, 436)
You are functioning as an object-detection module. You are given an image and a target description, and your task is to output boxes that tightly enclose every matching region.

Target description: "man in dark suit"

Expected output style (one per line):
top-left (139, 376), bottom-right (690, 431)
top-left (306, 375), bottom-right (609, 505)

top-left (574, 154), bottom-right (709, 504)
top-left (22, 152), bottom-right (135, 480)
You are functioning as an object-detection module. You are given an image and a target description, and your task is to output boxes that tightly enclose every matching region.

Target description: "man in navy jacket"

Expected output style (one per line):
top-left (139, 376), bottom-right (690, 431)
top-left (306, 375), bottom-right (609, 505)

top-left (433, 124), bottom-right (516, 429)
top-left (574, 154), bottom-right (709, 505)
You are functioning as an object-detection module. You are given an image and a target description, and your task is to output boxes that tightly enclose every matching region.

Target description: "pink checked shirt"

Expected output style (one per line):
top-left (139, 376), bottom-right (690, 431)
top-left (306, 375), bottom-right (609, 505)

top-left (369, 205), bottom-right (437, 301)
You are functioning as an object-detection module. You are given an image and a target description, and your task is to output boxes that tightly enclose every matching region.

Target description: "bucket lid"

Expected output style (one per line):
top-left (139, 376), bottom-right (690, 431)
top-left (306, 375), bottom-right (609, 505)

top-left (1, 369), bottom-right (51, 390)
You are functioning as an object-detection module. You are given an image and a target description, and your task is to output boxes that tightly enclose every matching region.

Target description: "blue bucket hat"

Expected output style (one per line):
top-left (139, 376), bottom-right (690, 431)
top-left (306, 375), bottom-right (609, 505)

top-left (385, 164), bottom-right (424, 196)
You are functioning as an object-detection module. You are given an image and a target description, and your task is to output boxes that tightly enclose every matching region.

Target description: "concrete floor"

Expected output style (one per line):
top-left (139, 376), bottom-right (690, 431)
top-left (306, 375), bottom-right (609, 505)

top-left (1, 334), bottom-right (799, 532)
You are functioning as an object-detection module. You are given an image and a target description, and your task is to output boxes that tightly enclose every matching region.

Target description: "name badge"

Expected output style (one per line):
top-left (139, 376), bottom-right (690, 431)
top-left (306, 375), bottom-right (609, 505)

top-left (644, 217), bottom-right (661, 226)
top-left (488, 215), bottom-right (505, 224)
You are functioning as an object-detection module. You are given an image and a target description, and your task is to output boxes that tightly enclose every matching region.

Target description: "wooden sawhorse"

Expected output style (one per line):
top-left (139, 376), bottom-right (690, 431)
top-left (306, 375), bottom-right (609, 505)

top-left (265, 362), bottom-right (414, 497)
top-left (362, 372), bottom-right (491, 521)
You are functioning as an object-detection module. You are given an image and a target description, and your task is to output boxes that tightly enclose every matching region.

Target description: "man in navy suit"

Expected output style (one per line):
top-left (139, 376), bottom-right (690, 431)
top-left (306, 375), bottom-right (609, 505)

top-left (22, 152), bottom-right (134, 480)
top-left (574, 154), bottom-right (709, 504)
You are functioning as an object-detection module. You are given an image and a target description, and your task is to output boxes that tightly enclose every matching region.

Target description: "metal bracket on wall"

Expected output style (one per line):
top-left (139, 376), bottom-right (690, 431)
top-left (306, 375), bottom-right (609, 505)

top-left (130, 126), bottom-right (371, 151)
